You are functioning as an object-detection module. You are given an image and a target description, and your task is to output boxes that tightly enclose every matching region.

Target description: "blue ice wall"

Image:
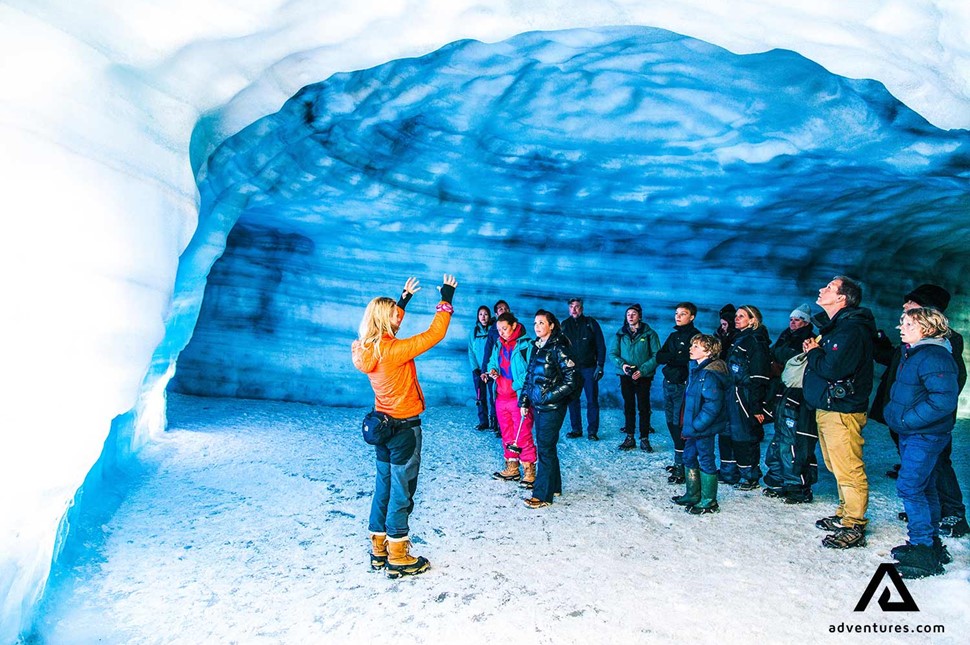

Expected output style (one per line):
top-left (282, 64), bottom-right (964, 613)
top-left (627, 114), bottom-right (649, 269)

top-left (170, 27), bottom-right (970, 408)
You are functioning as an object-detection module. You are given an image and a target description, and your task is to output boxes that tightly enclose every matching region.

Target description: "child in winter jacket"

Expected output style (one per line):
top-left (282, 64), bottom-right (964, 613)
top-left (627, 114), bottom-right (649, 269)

top-left (487, 312), bottom-right (537, 486)
top-left (884, 307), bottom-right (959, 579)
top-left (672, 333), bottom-right (730, 514)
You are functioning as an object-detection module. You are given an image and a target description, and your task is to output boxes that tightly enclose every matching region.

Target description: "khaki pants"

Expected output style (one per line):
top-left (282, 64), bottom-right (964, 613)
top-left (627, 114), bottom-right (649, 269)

top-left (816, 411), bottom-right (869, 529)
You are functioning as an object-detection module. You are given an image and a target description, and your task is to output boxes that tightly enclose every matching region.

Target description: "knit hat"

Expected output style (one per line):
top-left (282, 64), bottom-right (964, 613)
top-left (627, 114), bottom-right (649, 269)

top-left (626, 303), bottom-right (643, 316)
top-left (790, 303), bottom-right (813, 323)
top-left (719, 304), bottom-right (736, 323)
top-left (904, 284), bottom-right (951, 312)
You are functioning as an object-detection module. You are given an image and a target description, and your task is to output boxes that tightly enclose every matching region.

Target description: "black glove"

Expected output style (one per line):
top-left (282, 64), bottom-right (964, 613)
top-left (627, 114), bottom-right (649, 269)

top-left (396, 289), bottom-right (414, 310)
top-left (439, 282), bottom-right (456, 304)
top-left (594, 366), bottom-right (604, 381)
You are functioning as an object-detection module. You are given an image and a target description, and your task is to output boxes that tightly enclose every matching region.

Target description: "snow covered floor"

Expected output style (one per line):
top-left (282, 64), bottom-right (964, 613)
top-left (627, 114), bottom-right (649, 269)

top-left (36, 393), bottom-right (970, 644)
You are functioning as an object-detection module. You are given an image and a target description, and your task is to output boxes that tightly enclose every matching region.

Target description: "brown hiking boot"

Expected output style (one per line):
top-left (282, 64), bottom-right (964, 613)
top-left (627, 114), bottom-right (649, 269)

top-left (370, 532), bottom-right (388, 570)
top-left (386, 537), bottom-right (430, 579)
top-left (493, 459), bottom-right (521, 481)
top-left (519, 462), bottom-right (536, 489)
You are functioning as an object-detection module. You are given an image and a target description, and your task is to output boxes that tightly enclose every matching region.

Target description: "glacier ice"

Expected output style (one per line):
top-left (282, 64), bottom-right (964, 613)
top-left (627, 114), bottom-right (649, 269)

top-left (170, 28), bottom-right (970, 412)
top-left (2, 0), bottom-right (970, 641)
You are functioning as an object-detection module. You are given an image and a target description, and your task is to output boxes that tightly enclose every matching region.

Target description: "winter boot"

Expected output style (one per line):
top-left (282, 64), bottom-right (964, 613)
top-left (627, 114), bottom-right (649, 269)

top-left (385, 536), bottom-right (430, 579)
top-left (890, 538), bottom-right (952, 565)
top-left (493, 459), bottom-right (521, 481)
top-left (618, 433), bottom-right (637, 451)
top-left (639, 437), bottom-right (654, 452)
top-left (672, 468), bottom-right (702, 506)
top-left (783, 486), bottom-right (814, 504)
top-left (688, 472), bottom-right (720, 514)
top-left (566, 429), bottom-right (583, 439)
top-left (667, 464), bottom-right (686, 485)
top-left (893, 543), bottom-right (943, 579)
top-left (519, 462), bottom-right (536, 489)
top-left (370, 532), bottom-right (388, 570)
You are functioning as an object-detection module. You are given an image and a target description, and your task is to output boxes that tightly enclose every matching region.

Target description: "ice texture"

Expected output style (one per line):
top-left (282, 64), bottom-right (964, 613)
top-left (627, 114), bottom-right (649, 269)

top-left (170, 28), bottom-right (970, 411)
top-left (2, 1), bottom-right (970, 641)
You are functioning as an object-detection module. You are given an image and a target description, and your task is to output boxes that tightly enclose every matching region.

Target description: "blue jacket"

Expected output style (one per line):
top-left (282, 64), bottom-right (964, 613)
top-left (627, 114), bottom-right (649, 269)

top-left (883, 339), bottom-right (959, 436)
top-left (682, 358), bottom-right (730, 438)
top-left (468, 322), bottom-right (491, 371)
top-left (803, 306), bottom-right (876, 412)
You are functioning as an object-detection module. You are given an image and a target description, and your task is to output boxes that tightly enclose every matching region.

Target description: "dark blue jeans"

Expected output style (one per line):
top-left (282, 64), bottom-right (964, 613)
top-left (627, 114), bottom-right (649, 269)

top-left (897, 433), bottom-right (950, 546)
top-left (683, 436), bottom-right (717, 474)
top-left (935, 437), bottom-right (966, 518)
top-left (368, 425), bottom-right (422, 539)
top-left (663, 381), bottom-right (687, 464)
top-left (533, 406), bottom-right (567, 503)
top-left (567, 366), bottom-right (600, 436)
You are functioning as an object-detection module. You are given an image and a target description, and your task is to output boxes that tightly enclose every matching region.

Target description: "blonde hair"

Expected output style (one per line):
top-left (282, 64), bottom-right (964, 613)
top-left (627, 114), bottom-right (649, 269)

top-left (738, 305), bottom-right (763, 330)
top-left (357, 297), bottom-right (398, 358)
top-left (901, 307), bottom-right (950, 339)
top-left (690, 333), bottom-right (722, 359)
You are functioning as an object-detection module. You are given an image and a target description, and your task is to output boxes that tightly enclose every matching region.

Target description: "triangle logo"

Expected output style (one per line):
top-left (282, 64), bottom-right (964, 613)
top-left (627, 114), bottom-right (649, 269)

top-left (853, 563), bottom-right (920, 612)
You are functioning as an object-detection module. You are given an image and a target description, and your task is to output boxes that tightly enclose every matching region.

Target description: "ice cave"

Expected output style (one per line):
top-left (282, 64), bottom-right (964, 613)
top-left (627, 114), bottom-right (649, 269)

top-left (2, 1), bottom-right (969, 642)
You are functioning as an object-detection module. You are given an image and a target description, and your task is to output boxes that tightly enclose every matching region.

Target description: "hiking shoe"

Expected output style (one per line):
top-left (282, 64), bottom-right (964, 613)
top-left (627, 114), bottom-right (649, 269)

top-left (639, 438), bottom-right (654, 452)
top-left (940, 515), bottom-right (969, 538)
top-left (475, 423), bottom-right (490, 431)
top-left (762, 487), bottom-right (784, 498)
top-left (566, 429), bottom-right (583, 439)
top-left (587, 434), bottom-right (599, 441)
top-left (618, 434), bottom-right (636, 450)
top-left (822, 526), bottom-right (866, 549)
top-left (734, 480), bottom-right (759, 491)
top-left (815, 515), bottom-right (844, 531)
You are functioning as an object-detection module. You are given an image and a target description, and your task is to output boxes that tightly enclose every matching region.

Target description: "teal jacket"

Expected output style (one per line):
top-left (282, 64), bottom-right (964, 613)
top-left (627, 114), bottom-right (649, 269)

top-left (488, 334), bottom-right (533, 395)
top-left (468, 322), bottom-right (491, 371)
top-left (609, 323), bottom-right (661, 377)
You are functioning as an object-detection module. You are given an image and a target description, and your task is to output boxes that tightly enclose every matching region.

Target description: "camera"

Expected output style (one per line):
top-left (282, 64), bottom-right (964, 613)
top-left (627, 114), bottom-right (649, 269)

top-left (623, 365), bottom-right (635, 376)
top-left (828, 379), bottom-right (855, 400)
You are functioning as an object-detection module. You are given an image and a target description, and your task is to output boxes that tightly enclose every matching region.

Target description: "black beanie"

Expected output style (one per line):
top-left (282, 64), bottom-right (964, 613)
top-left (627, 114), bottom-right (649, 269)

top-left (627, 303), bottom-right (643, 316)
top-left (719, 304), bottom-right (736, 322)
top-left (904, 284), bottom-right (951, 312)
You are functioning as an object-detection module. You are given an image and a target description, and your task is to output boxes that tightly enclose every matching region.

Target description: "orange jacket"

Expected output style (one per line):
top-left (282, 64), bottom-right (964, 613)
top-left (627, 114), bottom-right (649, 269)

top-left (351, 305), bottom-right (453, 419)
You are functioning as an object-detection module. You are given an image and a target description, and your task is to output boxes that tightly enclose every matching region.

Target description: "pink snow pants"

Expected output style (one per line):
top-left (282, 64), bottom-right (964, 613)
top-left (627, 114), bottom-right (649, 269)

top-left (496, 394), bottom-right (536, 462)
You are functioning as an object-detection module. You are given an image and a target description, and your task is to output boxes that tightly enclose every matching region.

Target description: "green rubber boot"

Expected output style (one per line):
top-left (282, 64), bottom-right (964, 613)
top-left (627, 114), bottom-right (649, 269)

top-left (688, 472), bottom-right (720, 514)
top-left (672, 468), bottom-right (701, 506)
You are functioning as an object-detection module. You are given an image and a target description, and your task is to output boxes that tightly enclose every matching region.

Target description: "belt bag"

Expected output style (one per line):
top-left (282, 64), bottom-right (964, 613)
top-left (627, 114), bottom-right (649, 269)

top-left (361, 411), bottom-right (419, 445)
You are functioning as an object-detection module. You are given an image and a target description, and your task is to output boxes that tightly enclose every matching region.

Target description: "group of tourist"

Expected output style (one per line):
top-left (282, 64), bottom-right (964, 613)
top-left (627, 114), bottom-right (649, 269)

top-left (352, 274), bottom-right (966, 581)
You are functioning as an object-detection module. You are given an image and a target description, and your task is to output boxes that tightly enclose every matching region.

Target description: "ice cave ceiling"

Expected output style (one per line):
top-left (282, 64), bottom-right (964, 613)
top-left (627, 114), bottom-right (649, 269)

top-left (170, 27), bottom-right (970, 407)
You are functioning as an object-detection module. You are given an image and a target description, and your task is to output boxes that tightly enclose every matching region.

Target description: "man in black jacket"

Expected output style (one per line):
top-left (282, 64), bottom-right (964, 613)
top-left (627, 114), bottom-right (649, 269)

top-left (656, 302), bottom-right (700, 483)
top-left (561, 298), bottom-right (606, 441)
top-left (803, 275), bottom-right (876, 549)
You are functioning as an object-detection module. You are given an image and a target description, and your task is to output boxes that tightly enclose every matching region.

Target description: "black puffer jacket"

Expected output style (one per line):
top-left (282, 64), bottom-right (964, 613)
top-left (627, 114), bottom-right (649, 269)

top-left (657, 322), bottom-right (701, 385)
top-left (519, 331), bottom-right (581, 412)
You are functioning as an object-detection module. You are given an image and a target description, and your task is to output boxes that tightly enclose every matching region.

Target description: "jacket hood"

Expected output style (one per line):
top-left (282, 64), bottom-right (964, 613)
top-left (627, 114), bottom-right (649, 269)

top-left (351, 338), bottom-right (385, 373)
top-left (908, 337), bottom-right (953, 353)
top-left (500, 322), bottom-right (527, 346)
top-left (702, 358), bottom-right (729, 374)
